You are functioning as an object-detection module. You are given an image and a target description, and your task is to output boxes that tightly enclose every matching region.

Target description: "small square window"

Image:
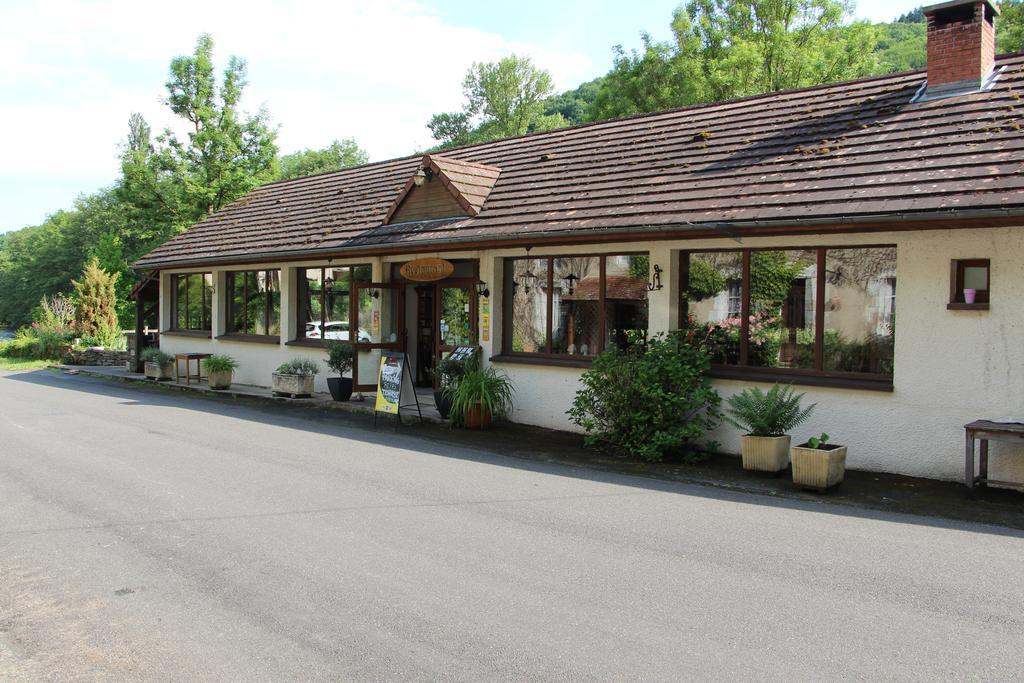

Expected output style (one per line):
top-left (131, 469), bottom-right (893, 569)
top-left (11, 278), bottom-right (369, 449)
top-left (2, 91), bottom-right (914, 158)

top-left (949, 259), bottom-right (990, 309)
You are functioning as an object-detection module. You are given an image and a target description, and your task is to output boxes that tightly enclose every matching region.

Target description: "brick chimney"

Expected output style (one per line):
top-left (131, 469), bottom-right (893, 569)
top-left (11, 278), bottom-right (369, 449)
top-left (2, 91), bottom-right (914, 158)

top-left (923, 0), bottom-right (1000, 99)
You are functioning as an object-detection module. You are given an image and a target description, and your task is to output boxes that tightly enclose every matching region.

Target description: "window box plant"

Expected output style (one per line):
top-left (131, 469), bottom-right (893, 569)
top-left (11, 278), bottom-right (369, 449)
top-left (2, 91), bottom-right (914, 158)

top-left (202, 355), bottom-right (238, 390)
top-left (141, 348), bottom-right (174, 381)
top-left (325, 341), bottom-right (354, 401)
top-left (272, 358), bottom-right (319, 398)
top-left (449, 364), bottom-right (514, 429)
top-left (791, 433), bottom-right (847, 491)
top-left (433, 354), bottom-right (470, 419)
top-left (724, 384), bottom-right (815, 473)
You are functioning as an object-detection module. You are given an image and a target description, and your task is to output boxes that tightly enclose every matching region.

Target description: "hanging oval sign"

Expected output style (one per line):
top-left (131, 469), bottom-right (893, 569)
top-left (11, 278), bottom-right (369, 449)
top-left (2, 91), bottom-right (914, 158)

top-left (400, 258), bottom-right (455, 282)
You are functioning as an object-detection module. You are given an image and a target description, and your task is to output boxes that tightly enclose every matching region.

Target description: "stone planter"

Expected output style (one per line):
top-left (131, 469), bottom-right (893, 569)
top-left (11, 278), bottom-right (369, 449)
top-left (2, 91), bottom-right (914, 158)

top-left (740, 435), bottom-right (791, 473)
top-left (144, 361), bottom-right (174, 381)
top-left (791, 443), bottom-right (848, 491)
top-left (207, 369), bottom-right (233, 390)
top-left (272, 372), bottom-right (315, 398)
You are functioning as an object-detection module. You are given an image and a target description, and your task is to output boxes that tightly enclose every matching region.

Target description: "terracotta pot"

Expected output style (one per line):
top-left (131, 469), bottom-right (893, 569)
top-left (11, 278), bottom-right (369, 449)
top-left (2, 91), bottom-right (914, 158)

top-left (272, 373), bottom-right (315, 398)
top-left (463, 403), bottom-right (492, 429)
top-left (207, 369), bottom-right (233, 390)
top-left (791, 444), bottom-right (848, 491)
top-left (144, 361), bottom-right (174, 381)
top-left (740, 435), bottom-right (791, 472)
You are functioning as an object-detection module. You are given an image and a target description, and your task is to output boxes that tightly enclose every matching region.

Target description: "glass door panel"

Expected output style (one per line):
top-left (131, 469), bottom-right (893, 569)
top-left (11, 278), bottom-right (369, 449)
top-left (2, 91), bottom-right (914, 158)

top-left (352, 282), bottom-right (404, 392)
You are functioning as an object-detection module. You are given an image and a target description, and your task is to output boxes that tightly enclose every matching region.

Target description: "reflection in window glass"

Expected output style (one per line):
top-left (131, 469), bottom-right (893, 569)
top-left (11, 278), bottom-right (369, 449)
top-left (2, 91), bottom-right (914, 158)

top-left (604, 255), bottom-right (649, 350)
top-left (300, 266), bottom-right (369, 341)
top-left (172, 273), bottom-right (212, 331)
top-left (228, 270), bottom-right (279, 336)
top-left (823, 248), bottom-right (896, 376)
top-left (552, 256), bottom-right (600, 356)
top-left (748, 250), bottom-right (817, 369)
top-left (683, 252), bottom-right (742, 364)
top-left (507, 258), bottom-right (549, 353)
top-left (176, 276), bottom-right (188, 329)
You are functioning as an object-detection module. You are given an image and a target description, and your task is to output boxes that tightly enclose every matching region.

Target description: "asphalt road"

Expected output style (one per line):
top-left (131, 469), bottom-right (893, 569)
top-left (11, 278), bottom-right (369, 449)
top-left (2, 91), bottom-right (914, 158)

top-left (2, 369), bottom-right (1023, 681)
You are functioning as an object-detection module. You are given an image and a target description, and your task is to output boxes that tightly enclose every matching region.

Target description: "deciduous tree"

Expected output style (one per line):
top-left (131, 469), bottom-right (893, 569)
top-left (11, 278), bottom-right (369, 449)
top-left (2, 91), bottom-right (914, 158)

top-left (278, 139), bottom-right (369, 180)
top-left (428, 55), bottom-right (567, 148)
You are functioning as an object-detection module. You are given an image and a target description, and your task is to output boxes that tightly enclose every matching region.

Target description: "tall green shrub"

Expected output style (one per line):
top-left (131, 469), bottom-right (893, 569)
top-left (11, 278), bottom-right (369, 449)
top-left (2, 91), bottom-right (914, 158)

top-left (72, 259), bottom-right (120, 340)
top-left (568, 333), bottom-right (721, 461)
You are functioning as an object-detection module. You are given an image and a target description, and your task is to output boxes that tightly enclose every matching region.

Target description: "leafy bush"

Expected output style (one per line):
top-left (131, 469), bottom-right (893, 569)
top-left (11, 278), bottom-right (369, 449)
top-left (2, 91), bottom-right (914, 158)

top-left (276, 358), bottom-right (320, 376)
top-left (449, 365), bottom-right (514, 426)
top-left (724, 384), bottom-right (815, 437)
top-left (36, 330), bottom-right (74, 358)
top-left (0, 326), bottom-right (72, 360)
top-left (568, 333), bottom-right (721, 462)
top-left (140, 348), bottom-right (173, 365)
top-left (0, 332), bottom-right (37, 359)
top-left (202, 355), bottom-right (238, 373)
top-left (324, 341), bottom-right (354, 375)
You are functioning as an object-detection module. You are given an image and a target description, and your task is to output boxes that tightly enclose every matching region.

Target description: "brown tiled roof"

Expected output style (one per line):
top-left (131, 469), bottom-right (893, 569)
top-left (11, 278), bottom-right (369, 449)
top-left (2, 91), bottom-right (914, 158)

top-left (383, 154), bottom-right (501, 222)
top-left (135, 53), bottom-right (1024, 269)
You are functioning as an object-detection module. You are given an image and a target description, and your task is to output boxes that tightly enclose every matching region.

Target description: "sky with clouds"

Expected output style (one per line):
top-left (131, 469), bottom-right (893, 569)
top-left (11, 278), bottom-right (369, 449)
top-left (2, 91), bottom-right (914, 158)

top-left (1, 0), bottom-right (921, 233)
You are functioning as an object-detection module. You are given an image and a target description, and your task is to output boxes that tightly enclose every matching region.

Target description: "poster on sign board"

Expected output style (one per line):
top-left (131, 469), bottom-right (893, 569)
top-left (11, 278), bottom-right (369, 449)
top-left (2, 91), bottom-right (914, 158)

top-left (374, 353), bottom-right (404, 414)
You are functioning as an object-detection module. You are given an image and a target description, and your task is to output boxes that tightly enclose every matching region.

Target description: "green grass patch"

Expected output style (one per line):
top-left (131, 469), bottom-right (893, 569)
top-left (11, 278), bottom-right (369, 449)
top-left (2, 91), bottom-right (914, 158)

top-left (0, 357), bottom-right (54, 371)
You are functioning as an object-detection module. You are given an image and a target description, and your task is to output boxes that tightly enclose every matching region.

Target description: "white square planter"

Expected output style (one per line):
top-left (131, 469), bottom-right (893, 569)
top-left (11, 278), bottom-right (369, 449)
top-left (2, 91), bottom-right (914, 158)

top-left (791, 444), bottom-right (848, 491)
top-left (144, 361), bottom-right (174, 381)
top-left (272, 373), bottom-right (315, 398)
top-left (740, 435), bottom-right (791, 472)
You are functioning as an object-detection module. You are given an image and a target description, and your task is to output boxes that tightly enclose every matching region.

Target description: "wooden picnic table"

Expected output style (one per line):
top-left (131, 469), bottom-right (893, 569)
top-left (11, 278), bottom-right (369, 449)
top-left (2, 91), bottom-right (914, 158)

top-left (964, 420), bottom-right (1024, 491)
top-left (175, 352), bottom-right (212, 386)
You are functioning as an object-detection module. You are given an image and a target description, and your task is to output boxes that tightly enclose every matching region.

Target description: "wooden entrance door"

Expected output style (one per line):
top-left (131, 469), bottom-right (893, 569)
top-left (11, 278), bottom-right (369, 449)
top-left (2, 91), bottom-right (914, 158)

top-left (352, 282), bottom-right (405, 393)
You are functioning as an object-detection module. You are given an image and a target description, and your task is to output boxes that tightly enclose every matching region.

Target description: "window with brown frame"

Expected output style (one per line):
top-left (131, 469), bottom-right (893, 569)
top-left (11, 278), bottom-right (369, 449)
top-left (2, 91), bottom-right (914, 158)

top-left (681, 246), bottom-right (896, 387)
top-left (226, 270), bottom-right (280, 337)
top-left (297, 265), bottom-right (373, 343)
top-left (170, 273), bottom-right (213, 331)
top-left (948, 258), bottom-right (990, 309)
top-left (502, 254), bottom-right (649, 358)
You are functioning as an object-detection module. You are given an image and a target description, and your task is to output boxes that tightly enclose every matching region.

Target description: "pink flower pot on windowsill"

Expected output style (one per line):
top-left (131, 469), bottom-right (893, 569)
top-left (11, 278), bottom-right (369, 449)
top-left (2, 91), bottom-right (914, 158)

top-left (964, 288), bottom-right (977, 304)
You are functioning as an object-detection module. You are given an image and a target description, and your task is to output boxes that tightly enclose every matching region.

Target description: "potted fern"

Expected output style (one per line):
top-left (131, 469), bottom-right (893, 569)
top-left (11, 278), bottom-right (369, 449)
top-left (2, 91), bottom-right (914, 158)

top-left (272, 358), bottom-right (319, 398)
top-left (141, 347), bottom-right (174, 381)
top-left (325, 341), bottom-right (354, 401)
top-left (724, 384), bottom-right (815, 473)
top-left (202, 355), bottom-right (238, 390)
top-left (449, 364), bottom-right (514, 429)
top-left (791, 433), bottom-right (848, 491)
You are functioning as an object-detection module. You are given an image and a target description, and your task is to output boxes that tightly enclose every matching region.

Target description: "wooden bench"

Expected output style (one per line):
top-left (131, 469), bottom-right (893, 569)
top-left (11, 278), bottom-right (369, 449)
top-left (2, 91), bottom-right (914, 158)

top-left (175, 353), bottom-right (212, 385)
top-left (964, 420), bottom-right (1024, 492)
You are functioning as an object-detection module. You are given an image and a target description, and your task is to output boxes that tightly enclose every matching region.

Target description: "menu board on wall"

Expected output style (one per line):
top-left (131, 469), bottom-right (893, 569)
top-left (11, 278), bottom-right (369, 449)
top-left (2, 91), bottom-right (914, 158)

top-left (446, 346), bottom-right (479, 364)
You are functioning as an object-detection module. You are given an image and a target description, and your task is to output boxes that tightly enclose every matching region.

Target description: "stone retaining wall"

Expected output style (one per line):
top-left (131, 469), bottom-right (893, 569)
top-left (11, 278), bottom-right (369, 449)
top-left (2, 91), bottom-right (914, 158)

top-left (65, 347), bottom-right (131, 367)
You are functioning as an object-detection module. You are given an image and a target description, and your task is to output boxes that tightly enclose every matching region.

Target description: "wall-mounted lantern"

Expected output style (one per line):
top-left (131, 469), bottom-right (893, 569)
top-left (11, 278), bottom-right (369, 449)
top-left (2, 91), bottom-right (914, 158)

top-left (647, 264), bottom-right (664, 291)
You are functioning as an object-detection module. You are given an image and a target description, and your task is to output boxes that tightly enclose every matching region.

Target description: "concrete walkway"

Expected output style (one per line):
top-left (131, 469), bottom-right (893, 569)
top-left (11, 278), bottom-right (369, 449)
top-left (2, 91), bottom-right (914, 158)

top-left (54, 364), bottom-right (445, 423)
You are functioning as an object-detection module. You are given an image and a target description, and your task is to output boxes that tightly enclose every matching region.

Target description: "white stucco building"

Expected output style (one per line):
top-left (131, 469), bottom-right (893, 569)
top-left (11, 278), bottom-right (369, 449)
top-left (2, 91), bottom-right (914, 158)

top-left (135, 0), bottom-right (1024, 484)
